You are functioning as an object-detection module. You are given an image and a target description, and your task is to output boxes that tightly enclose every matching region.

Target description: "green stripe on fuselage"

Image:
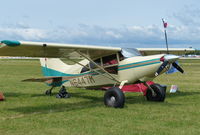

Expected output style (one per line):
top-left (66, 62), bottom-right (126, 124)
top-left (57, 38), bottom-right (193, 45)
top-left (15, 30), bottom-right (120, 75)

top-left (41, 66), bottom-right (98, 77)
top-left (118, 58), bottom-right (161, 71)
top-left (119, 58), bottom-right (160, 68)
top-left (118, 61), bottom-right (160, 71)
top-left (41, 67), bottom-right (99, 87)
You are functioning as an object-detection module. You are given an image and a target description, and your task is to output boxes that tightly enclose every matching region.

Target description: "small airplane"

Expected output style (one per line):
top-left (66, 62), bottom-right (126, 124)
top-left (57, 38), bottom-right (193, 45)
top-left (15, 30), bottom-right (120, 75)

top-left (0, 40), bottom-right (184, 108)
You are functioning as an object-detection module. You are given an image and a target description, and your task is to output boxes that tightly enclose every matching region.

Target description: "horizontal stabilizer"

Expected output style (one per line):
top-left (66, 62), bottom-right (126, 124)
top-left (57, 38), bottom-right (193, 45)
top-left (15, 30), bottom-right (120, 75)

top-left (22, 76), bottom-right (62, 82)
top-left (22, 76), bottom-right (66, 87)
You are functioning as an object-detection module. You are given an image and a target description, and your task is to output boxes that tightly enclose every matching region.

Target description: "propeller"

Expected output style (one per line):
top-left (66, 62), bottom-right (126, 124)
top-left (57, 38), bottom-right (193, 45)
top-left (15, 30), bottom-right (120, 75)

top-left (155, 61), bottom-right (168, 76)
top-left (172, 62), bottom-right (184, 73)
top-left (155, 55), bottom-right (184, 76)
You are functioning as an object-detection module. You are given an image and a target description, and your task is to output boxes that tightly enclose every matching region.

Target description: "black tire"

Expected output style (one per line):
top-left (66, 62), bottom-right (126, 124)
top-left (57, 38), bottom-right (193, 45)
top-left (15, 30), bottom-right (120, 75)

top-left (63, 93), bottom-right (71, 98)
top-left (146, 84), bottom-right (166, 102)
top-left (104, 87), bottom-right (125, 108)
top-left (56, 92), bottom-right (70, 98)
top-left (56, 93), bottom-right (62, 98)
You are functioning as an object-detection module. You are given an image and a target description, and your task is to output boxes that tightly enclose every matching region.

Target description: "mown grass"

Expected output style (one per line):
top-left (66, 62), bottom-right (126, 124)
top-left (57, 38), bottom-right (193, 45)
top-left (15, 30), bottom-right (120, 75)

top-left (0, 59), bottom-right (200, 135)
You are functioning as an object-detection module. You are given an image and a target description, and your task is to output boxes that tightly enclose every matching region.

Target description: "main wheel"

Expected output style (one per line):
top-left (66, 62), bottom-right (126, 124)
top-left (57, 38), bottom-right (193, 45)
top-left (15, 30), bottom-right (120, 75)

top-left (104, 87), bottom-right (125, 108)
top-left (146, 84), bottom-right (166, 102)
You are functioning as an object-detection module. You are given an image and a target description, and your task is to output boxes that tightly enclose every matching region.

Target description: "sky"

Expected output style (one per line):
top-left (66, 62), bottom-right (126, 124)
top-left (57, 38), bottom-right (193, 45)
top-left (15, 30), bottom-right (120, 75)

top-left (0, 0), bottom-right (200, 48)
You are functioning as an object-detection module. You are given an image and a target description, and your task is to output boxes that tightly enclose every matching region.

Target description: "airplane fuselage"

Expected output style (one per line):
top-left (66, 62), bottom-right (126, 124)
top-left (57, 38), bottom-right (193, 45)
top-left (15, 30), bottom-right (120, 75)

top-left (63, 54), bottom-right (166, 88)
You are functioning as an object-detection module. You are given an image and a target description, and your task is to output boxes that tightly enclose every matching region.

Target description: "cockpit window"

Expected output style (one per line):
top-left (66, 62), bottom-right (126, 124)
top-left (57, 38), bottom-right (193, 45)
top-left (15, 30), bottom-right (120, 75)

top-left (121, 48), bottom-right (142, 58)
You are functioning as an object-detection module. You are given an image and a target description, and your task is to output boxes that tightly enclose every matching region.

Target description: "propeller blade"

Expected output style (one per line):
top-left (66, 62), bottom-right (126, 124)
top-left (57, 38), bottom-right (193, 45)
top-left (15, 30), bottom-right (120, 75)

top-left (172, 62), bottom-right (184, 73)
top-left (155, 61), bottom-right (169, 76)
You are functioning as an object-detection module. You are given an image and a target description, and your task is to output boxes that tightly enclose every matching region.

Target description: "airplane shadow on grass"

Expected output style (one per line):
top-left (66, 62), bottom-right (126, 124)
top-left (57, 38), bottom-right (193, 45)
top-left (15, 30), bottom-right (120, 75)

top-left (7, 90), bottom-right (200, 114)
top-left (7, 92), bottom-right (104, 114)
top-left (4, 92), bottom-right (30, 97)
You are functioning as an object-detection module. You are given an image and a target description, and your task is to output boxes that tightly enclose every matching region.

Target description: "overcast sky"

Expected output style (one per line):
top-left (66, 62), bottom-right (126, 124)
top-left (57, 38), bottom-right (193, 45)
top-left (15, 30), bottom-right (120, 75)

top-left (0, 0), bottom-right (200, 48)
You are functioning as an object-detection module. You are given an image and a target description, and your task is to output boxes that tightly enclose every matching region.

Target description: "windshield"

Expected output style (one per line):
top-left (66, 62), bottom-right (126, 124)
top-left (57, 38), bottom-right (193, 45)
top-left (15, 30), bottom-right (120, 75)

top-left (121, 48), bottom-right (142, 58)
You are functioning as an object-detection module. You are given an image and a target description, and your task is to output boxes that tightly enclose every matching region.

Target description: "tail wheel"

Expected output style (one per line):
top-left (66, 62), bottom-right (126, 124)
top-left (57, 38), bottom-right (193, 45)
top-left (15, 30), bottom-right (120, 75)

top-left (56, 86), bottom-right (71, 98)
top-left (104, 87), bottom-right (125, 108)
top-left (146, 84), bottom-right (166, 102)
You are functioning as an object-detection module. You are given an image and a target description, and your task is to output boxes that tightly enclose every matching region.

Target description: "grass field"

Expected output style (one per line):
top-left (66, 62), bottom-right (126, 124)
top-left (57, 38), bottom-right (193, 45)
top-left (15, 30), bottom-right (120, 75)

top-left (0, 59), bottom-right (200, 135)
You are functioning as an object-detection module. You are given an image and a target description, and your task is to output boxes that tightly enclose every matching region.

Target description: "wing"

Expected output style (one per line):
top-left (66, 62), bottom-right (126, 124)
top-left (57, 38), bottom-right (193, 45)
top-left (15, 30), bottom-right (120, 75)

top-left (137, 48), bottom-right (196, 56)
top-left (0, 40), bottom-right (121, 60)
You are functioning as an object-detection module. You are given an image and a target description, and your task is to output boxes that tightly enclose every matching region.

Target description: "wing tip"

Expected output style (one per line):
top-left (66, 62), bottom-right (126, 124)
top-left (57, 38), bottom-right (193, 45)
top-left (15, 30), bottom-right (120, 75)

top-left (1, 40), bottom-right (21, 47)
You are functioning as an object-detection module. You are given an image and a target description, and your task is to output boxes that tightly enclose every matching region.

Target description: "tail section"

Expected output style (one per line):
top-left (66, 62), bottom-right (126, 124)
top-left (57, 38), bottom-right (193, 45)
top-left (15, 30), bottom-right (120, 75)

top-left (22, 58), bottom-right (89, 87)
top-left (40, 58), bottom-right (89, 77)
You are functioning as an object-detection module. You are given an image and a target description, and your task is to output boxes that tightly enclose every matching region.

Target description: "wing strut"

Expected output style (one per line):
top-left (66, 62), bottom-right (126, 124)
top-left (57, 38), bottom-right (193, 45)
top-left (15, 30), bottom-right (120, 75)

top-left (73, 59), bottom-right (120, 83)
top-left (76, 51), bottom-right (120, 83)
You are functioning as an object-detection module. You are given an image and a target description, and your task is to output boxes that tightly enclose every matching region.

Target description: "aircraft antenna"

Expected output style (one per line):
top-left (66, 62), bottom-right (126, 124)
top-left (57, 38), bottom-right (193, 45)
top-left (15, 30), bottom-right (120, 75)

top-left (162, 18), bottom-right (169, 54)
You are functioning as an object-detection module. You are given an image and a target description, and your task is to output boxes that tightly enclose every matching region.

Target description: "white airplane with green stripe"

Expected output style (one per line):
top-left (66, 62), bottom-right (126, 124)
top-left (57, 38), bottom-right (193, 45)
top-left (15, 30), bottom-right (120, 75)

top-left (0, 40), bottom-right (184, 108)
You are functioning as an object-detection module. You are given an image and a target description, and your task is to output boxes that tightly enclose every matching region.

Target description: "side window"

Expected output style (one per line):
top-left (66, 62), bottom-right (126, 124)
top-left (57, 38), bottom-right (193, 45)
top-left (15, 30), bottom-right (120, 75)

top-left (102, 54), bottom-right (118, 74)
top-left (81, 65), bottom-right (89, 73)
top-left (81, 54), bottom-right (119, 74)
top-left (81, 58), bottom-right (100, 73)
top-left (90, 58), bottom-right (101, 69)
top-left (102, 54), bottom-right (118, 66)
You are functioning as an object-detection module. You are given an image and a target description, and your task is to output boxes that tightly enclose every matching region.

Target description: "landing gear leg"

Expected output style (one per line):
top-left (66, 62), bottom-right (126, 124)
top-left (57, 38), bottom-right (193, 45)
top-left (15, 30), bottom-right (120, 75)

top-left (143, 82), bottom-right (156, 97)
top-left (144, 82), bottom-right (166, 102)
top-left (56, 86), bottom-right (71, 98)
top-left (45, 86), bottom-right (55, 96)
